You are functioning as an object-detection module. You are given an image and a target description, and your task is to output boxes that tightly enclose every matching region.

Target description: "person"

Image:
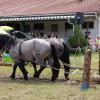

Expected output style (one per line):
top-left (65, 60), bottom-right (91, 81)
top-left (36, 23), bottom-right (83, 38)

top-left (32, 33), bottom-right (36, 38)
top-left (43, 33), bottom-right (47, 39)
top-left (39, 32), bottom-right (45, 38)
top-left (85, 30), bottom-right (96, 50)
top-left (85, 29), bottom-right (91, 39)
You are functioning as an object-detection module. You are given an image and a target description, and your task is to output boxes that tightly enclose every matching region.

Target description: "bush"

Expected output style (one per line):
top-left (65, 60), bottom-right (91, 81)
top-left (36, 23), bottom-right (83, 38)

top-left (68, 25), bottom-right (88, 48)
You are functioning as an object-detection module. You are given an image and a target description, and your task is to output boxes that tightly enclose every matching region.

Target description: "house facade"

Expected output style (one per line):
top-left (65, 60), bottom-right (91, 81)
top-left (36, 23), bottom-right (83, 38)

top-left (0, 0), bottom-right (100, 40)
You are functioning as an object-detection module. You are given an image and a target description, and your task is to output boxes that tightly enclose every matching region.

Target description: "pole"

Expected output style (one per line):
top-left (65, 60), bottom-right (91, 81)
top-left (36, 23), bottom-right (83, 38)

top-left (81, 48), bottom-right (92, 90)
top-left (99, 50), bottom-right (100, 75)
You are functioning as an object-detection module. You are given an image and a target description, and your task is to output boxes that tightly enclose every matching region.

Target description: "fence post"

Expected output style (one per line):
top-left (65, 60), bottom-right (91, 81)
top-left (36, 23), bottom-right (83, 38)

top-left (81, 48), bottom-right (92, 90)
top-left (99, 50), bottom-right (100, 75)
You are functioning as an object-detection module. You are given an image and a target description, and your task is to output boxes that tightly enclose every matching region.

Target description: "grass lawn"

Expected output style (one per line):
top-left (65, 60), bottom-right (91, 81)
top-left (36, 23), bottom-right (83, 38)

top-left (3, 54), bottom-right (12, 63)
top-left (0, 52), bottom-right (100, 100)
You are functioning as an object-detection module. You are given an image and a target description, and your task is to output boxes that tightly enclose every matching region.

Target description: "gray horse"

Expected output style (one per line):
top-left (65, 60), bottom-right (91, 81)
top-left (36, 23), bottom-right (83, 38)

top-left (0, 33), bottom-right (61, 81)
top-left (9, 31), bottom-right (70, 81)
top-left (33, 38), bottom-right (70, 79)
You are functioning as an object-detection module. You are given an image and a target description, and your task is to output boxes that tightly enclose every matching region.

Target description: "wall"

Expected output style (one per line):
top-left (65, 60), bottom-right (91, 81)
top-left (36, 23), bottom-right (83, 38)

top-left (20, 16), bottom-right (98, 40)
top-left (97, 15), bottom-right (100, 37)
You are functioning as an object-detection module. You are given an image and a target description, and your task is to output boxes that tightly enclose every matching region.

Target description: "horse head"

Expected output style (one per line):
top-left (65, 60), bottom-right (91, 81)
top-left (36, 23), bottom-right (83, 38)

top-left (0, 32), bottom-right (15, 51)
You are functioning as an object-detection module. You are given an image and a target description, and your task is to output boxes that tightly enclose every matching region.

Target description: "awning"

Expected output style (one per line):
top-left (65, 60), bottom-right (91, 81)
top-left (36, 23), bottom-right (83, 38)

top-left (0, 12), bottom-right (96, 22)
top-left (0, 14), bottom-right (75, 21)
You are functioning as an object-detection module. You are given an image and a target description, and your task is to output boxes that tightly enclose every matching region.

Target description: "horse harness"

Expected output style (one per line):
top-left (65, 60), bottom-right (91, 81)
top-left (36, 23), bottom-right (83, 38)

top-left (18, 39), bottom-right (35, 61)
top-left (1, 36), bottom-right (16, 53)
top-left (18, 40), bottom-right (24, 57)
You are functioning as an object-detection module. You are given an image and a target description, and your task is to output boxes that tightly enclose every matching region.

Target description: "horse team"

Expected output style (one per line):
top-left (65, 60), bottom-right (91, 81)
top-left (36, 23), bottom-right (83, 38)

top-left (0, 31), bottom-right (70, 82)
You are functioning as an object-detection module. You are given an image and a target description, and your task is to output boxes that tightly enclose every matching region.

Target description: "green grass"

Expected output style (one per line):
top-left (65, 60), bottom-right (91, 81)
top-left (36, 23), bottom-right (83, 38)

top-left (2, 53), bottom-right (12, 63)
top-left (0, 52), bottom-right (100, 100)
top-left (3, 57), bottom-right (12, 62)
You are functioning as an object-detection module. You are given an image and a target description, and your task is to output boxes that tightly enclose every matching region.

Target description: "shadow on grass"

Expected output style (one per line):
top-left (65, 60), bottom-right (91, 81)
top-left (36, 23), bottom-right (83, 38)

top-left (0, 75), bottom-right (81, 86)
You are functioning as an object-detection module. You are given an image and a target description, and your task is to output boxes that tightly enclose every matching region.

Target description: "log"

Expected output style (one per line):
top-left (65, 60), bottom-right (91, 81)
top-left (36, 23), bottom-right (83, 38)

top-left (81, 48), bottom-right (92, 90)
top-left (0, 63), bottom-right (12, 66)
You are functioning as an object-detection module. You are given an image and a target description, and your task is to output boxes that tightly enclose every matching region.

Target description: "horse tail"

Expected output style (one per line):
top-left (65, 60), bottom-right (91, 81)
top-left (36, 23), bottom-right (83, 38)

top-left (50, 43), bottom-right (60, 81)
top-left (63, 43), bottom-right (70, 64)
top-left (59, 43), bottom-right (70, 64)
top-left (60, 43), bottom-right (70, 79)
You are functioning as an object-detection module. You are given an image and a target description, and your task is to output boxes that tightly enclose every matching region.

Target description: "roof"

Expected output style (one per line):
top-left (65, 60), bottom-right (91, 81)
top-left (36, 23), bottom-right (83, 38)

top-left (0, 0), bottom-right (100, 17)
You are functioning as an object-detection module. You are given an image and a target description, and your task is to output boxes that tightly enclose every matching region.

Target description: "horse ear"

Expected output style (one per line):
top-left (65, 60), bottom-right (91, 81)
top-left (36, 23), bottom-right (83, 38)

top-left (0, 29), bottom-right (10, 35)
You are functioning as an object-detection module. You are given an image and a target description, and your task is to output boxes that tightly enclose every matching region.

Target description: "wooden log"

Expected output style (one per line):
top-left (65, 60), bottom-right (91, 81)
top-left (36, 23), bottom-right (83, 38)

top-left (0, 63), bottom-right (12, 66)
top-left (81, 48), bottom-right (92, 90)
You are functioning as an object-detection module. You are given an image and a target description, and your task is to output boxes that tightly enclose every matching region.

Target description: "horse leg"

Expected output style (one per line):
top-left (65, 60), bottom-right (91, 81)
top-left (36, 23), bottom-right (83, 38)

top-left (60, 43), bottom-right (70, 80)
top-left (17, 61), bottom-right (28, 80)
top-left (10, 63), bottom-right (17, 79)
top-left (31, 62), bottom-right (38, 78)
top-left (34, 66), bottom-right (46, 78)
top-left (63, 65), bottom-right (70, 80)
top-left (50, 44), bottom-right (60, 82)
top-left (31, 62), bottom-right (46, 78)
top-left (35, 59), bottom-right (47, 78)
top-left (51, 61), bottom-right (60, 82)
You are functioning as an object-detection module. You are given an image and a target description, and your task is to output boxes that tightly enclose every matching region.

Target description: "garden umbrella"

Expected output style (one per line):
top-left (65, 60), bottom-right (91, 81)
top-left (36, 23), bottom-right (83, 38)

top-left (0, 26), bottom-right (14, 32)
top-left (0, 29), bottom-right (9, 35)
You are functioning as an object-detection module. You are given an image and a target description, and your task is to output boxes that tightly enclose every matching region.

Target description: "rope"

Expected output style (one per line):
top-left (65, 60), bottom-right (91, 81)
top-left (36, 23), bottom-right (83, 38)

top-left (52, 47), bottom-right (84, 75)
top-left (70, 46), bottom-right (84, 68)
top-left (47, 65), bottom-right (80, 75)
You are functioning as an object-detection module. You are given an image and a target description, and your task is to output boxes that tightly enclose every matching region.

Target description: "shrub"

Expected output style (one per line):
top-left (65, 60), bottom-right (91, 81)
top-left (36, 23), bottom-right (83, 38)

top-left (68, 25), bottom-right (88, 48)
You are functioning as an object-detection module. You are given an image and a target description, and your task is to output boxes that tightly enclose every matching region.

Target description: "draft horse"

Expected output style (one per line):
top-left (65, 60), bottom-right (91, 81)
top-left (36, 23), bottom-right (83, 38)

top-left (0, 33), bottom-right (61, 81)
top-left (33, 38), bottom-right (70, 80)
top-left (9, 31), bottom-right (70, 80)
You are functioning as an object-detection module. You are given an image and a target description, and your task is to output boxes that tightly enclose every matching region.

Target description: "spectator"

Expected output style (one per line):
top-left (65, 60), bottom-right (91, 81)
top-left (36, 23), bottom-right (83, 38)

top-left (85, 29), bottom-right (91, 39)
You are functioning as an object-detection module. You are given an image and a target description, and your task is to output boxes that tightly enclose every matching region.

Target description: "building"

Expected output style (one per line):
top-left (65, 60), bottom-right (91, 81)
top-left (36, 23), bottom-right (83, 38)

top-left (0, 0), bottom-right (100, 40)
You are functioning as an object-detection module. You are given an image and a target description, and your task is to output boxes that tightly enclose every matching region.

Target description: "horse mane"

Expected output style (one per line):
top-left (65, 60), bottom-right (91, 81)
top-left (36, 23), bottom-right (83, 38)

top-left (11, 31), bottom-right (27, 39)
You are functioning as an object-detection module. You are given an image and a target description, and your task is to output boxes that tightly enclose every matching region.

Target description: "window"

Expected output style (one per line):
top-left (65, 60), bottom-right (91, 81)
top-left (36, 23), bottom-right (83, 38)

top-left (34, 23), bottom-right (44, 30)
top-left (89, 22), bottom-right (94, 28)
top-left (82, 22), bottom-right (94, 29)
top-left (24, 24), bottom-right (30, 32)
top-left (65, 22), bottom-right (73, 30)
top-left (51, 24), bottom-right (58, 32)
top-left (82, 22), bottom-right (87, 28)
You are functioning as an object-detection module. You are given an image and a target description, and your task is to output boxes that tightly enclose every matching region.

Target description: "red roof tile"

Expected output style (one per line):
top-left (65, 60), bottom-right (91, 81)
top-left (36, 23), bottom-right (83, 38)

top-left (0, 0), bottom-right (100, 16)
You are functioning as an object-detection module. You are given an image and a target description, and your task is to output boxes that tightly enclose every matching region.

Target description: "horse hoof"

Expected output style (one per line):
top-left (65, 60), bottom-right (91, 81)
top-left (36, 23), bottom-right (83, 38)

top-left (51, 78), bottom-right (56, 82)
top-left (24, 76), bottom-right (29, 80)
top-left (64, 78), bottom-right (70, 81)
top-left (10, 75), bottom-right (15, 80)
top-left (33, 74), bottom-right (39, 78)
top-left (34, 78), bottom-right (40, 81)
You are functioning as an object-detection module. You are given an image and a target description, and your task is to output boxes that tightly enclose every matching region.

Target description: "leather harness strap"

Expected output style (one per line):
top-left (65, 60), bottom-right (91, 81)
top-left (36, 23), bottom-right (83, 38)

top-left (19, 40), bottom-right (24, 56)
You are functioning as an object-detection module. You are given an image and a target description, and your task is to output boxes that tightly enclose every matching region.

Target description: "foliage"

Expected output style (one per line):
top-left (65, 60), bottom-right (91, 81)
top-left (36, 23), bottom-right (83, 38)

top-left (68, 25), bottom-right (88, 48)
